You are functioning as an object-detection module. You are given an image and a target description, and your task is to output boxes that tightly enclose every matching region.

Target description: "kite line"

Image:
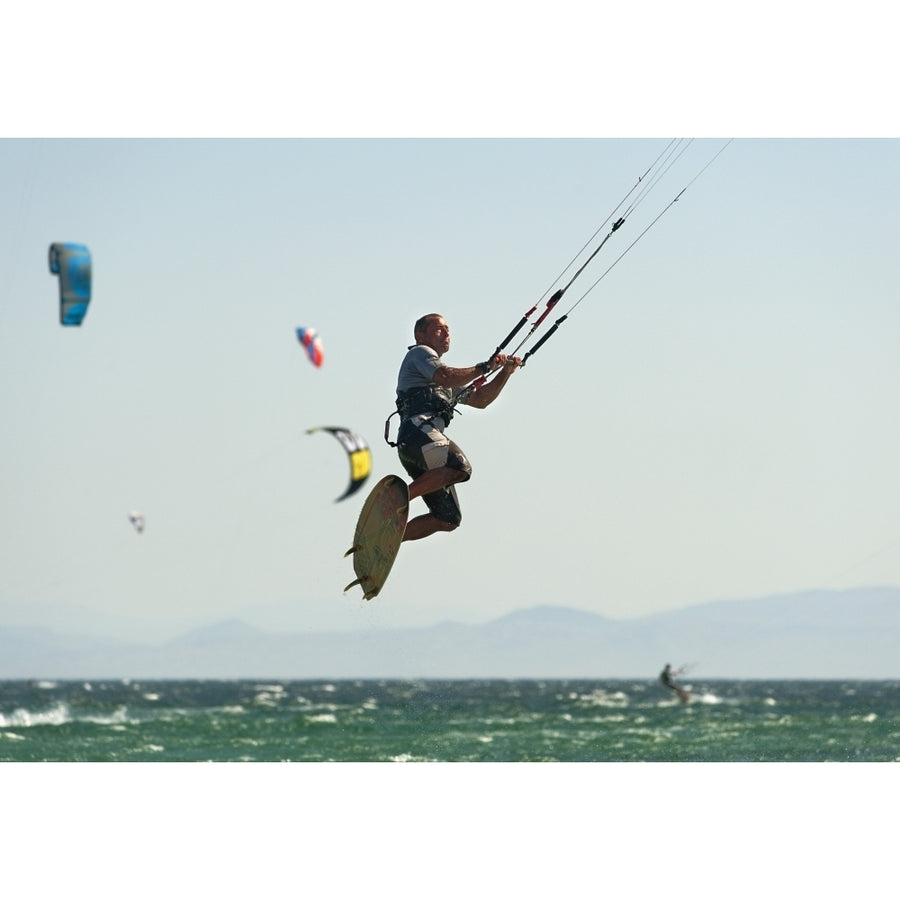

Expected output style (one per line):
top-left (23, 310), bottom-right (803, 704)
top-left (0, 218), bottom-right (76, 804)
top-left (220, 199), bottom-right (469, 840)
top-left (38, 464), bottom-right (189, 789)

top-left (468, 138), bottom-right (733, 390)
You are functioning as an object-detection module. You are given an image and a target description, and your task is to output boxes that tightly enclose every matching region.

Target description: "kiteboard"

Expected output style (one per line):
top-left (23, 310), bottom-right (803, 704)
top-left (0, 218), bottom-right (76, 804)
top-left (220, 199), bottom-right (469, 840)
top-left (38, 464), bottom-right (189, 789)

top-left (343, 474), bottom-right (409, 600)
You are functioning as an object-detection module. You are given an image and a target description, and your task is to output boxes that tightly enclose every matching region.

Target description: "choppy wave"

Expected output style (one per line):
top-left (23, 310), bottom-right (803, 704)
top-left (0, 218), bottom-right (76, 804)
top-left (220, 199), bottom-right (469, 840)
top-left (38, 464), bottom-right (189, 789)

top-left (0, 701), bottom-right (72, 728)
top-left (0, 701), bottom-right (133, 728)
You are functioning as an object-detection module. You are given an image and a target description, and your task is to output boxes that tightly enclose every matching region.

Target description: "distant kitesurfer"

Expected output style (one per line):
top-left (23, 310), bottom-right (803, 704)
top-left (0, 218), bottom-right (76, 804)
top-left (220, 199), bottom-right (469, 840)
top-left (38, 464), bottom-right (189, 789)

top-left (660, 663), bottom-right (690, 703)
top-left (395, 313), bottom-right (521, 542)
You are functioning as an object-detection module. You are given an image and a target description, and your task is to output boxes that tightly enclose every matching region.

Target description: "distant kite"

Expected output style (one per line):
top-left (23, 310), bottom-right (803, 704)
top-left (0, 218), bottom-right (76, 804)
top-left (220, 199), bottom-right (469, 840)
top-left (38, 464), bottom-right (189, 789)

top-left (128, 511), bottom-right (146, 534)
top-left (48, 243), bottom-right (92, 326)
top-left (307, 426), bottom-right (372, 501)
top-left (296, 326), bottom-right (324, 368)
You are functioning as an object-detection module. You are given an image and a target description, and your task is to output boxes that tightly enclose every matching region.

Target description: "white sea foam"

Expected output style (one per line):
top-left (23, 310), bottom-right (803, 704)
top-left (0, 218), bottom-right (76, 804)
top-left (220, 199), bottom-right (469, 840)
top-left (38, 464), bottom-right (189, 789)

top-left (390, 752), bottom-right (414, 762)
top-left (0, 703), bottom-right (137, 729)
top-left (253, 692), bottom-right (281, 707)
top-left (306, 713), bottom-right (337, 724)
top-left (693, 692), bottom-right (723, 705)
top-left (82, 706), bottom-right (131, 726)
top-left (388, 752), bottom-right (439, 762)
top-left (0, 702), bottom-right (72, 728)
top-left (0, 702), bottom-right (71, 727)
top-left (578, 688), bottom-right (629, 708)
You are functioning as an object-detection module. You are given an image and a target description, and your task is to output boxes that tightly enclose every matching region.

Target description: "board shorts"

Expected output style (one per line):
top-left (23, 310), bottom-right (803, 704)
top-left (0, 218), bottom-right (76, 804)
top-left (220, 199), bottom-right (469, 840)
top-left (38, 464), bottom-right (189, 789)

top-left (396, 414), bottom-right (472, 526)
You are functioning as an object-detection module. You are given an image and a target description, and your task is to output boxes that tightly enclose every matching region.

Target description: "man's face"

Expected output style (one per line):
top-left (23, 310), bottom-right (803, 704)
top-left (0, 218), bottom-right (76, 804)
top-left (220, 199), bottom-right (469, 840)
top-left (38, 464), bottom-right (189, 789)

top-left (420, 317), bottom-right (451, 355)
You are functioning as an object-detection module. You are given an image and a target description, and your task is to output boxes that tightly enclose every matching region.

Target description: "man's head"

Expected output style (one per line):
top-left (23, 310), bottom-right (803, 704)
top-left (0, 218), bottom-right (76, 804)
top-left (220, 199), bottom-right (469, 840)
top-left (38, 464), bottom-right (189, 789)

top-left (414, 313), bottom-right (451, 356)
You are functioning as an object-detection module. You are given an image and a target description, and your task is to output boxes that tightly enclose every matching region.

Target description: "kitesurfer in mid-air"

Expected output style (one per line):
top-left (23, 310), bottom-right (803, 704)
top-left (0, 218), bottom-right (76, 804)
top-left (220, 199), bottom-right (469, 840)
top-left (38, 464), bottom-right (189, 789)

top-left (395, 313), bottom-right (521, 542)
top-left (660, 663), bottom-right (690, 703)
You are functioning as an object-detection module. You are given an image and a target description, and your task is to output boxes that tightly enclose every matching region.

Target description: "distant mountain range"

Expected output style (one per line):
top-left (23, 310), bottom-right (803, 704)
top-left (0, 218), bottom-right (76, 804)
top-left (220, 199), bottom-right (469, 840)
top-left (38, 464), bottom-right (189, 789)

top-left (1, 587), bottom-right (898, 680)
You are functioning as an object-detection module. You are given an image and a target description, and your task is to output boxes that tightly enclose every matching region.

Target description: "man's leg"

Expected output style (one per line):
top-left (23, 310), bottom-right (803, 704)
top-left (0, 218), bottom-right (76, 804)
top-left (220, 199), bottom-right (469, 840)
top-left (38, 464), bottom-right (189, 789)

top-left (403, 465), bottom-right (468, 542)
top-left (407, 465), bottom-right (468, 501)
top-left (402, 512), bottom-right (457, 541)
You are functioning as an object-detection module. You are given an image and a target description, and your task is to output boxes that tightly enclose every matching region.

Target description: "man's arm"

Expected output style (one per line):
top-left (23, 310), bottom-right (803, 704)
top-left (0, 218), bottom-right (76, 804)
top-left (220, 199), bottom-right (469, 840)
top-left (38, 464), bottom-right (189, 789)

top-left (462, 358), bottom-right (521, 409)
top-left (432, 363), bottom-right (488, 389)
top-left (432, 353), bottom-right (513, 390)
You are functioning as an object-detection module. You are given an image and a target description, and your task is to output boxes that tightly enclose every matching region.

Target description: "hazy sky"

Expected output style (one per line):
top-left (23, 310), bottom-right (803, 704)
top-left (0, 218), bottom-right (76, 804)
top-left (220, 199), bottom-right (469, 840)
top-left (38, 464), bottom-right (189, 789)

top-left (2, 136), bottom-right (897, 641)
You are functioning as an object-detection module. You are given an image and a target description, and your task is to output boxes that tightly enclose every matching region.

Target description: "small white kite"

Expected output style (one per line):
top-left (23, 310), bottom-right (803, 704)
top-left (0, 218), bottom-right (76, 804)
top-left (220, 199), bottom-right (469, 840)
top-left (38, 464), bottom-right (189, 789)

top-left (128, 511), bottom-right (146, 534)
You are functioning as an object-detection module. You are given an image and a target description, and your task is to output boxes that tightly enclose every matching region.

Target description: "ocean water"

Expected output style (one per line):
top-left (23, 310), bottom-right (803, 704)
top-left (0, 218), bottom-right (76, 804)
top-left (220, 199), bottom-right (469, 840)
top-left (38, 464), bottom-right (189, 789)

top-left (1, 678), bottom-right (897, 762)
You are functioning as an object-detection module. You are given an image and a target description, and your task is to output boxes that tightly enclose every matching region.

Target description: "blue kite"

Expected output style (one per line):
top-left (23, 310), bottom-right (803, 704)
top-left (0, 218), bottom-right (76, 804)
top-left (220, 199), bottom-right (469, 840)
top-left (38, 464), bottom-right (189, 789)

top-left (49, 243), bottom-right (92, 326)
